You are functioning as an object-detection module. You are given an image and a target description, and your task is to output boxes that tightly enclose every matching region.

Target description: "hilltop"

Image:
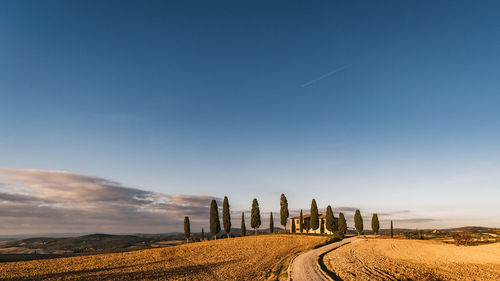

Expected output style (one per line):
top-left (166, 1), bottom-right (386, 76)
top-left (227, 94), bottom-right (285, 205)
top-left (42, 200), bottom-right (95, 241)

top-left (0, 234), bottom-right (328, 280)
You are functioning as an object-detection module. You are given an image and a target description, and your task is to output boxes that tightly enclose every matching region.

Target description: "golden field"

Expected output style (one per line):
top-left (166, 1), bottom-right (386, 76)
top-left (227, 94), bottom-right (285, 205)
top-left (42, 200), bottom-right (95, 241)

top-left (324, 238), bottom-right (500, 281)
top-left (0, 234), bottom-right (327, 281)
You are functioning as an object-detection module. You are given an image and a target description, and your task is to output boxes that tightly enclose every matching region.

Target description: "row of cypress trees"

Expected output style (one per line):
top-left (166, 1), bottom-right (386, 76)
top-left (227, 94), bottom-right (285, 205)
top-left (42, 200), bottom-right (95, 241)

top-left (354, 210), bottom-right (388, 236)
top-left (206, 195), bottom-right (284, 238)
top-left (184, 194), bottom-right (391, 240)
top-left (208, 197), bottom-right (265, 238)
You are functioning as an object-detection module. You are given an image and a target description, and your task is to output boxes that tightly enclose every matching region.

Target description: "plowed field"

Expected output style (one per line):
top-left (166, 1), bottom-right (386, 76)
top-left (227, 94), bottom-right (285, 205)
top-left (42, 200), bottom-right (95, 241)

top-left (324, 238), bottom-right (500, 281)
top-left (0, 234), bottom-right (327, 280)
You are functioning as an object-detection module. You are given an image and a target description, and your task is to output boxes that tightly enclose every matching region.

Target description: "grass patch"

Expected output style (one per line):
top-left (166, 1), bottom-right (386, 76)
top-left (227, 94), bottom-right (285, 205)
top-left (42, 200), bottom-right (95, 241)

top-left (267, 253), bottom-right (295, 281)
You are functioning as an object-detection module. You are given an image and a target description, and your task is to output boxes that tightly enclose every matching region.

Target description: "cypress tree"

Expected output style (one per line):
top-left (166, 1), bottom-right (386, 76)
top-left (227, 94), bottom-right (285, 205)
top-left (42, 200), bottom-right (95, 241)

top-left (184, 216), bottom-right (190, 243)
top-left (280, 193), bottom-right (289, 232)
top-left (354, 209), bottom-right (363, 236)
top-left (310, 199), bottom-right (319, 231)
top-left (241, 212), bottom-right (246, 237)
top-left (371, 213), bottom-right (380, 236)
top-left (390, 220), bottom-right (394, 238)
top-left (201, 228), bottom-right (205, 240)
top-left (304, 219), bottom-right (311, 233)
top-left (299, 209), bottom-right (304, 233)
top-left (338, 212), bottom-right (347, 235)
top-left (269, 212), bottom-right (274, 233)
top-left (222, 196), bottom-right (231, 238)
top-left (209, 200), bottom-right (220, 240)
top-left (325, 205), bottom-right (335, 233)
top-left (333, 211), bottom-right (338, 231)
top-left (291, 217), bottom-right (296, 233)
top-left (251, 198), bottom-right (261, 235)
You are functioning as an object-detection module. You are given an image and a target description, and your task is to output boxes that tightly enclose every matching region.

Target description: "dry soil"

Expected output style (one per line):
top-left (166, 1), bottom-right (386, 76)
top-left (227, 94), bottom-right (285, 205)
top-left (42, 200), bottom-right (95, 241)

top-left (324, 238), bottom-right (500, 281)
top-left (0, 234), bottom-right (327, 281)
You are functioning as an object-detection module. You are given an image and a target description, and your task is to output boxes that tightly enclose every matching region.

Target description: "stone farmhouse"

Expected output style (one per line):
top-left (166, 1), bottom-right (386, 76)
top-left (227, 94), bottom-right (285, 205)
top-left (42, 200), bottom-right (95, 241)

top-left (289, 213), bottom-right (338, 234)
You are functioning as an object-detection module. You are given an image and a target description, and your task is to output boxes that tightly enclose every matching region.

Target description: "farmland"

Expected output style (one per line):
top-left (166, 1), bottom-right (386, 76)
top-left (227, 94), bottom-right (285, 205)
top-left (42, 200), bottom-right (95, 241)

top-left (324, 238), bottom-right (500, 281)
top-left (0, 234), bottom-right (328, 280)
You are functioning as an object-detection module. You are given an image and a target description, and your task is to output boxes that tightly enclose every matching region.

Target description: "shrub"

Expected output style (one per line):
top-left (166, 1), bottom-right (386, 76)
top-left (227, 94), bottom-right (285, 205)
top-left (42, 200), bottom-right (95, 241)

top-left (331, 231), bottom-right (344, 241)
top-left (451, 232), bottom-right (474, 245)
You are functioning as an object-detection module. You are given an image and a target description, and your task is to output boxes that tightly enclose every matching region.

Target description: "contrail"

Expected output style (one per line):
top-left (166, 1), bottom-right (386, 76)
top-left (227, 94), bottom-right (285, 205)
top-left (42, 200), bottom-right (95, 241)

top-left (301, 65), bottom-right (349, 87)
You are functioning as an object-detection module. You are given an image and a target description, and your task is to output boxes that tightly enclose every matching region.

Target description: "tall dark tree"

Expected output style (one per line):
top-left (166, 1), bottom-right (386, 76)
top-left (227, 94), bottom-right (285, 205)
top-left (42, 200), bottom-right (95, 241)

top-left (241, 212), bottom-right (246, 237)
top-left (222, 196), bottom-right (231, 238)
top-left (184, 216), bottom-right (190, 242)
top-left (280, 193), bottom-right (289, 232)
top-left (291, 217), bottom-right (296, 233)
top-left (325, 205), bottom-right (335, 233)
top-left (310, 199), bottom-right (319, 231)
top-left (269, 212), bottom-right (274, 233)
top-left (390, 220), bottom-right (394, 238)
top-left (338, 212), bottom-right (347, 235)
top-left (354, 209), bottom-right (363, 236)
top-left (371, 213), bottom-right (380, 236)
top-left (304, 219), bottom-right (311, 233)
top-left (251, 198), bottom-right (261, 235)
top-left (333, 212), bottom-right (338, 231)
top-left (201, 228), bottom-right (205, 240)
top-left (299, 209), bottom-right (304, 233)
top-left (210, 200), bottom-right (220, 240)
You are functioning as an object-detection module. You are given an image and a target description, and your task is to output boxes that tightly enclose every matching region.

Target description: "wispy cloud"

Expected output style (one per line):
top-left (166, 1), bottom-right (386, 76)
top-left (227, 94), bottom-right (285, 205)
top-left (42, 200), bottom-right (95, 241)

top-left (0, 168), bottom-right (220, 235)
top-left (392, 218), bottom-right (437, 224)
top-left (301, 65), bottom-right (349, 87)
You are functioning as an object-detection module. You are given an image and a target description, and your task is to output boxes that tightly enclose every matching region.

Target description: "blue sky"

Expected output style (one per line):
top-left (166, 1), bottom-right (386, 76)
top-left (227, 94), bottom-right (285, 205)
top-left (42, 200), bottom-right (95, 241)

top-left (1, 1), bottom-right (500, 233)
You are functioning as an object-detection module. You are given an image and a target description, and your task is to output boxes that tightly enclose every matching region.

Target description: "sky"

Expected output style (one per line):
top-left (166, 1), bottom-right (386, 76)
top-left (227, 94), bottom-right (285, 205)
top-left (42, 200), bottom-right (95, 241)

top-left (1, 1), bottom-right (500, 235)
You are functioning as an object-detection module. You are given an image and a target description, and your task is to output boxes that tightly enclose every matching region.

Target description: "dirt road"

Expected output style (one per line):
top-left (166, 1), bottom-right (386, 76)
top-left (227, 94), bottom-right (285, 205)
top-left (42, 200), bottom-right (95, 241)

top-left (289, 237), bottom-right (355, 281)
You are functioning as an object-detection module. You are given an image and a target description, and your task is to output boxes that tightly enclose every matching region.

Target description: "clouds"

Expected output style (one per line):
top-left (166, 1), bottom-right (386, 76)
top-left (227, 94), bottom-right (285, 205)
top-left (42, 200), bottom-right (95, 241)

top-left (0, 169), bottom-right (152, 203)
top-left (0, 168), bottom-right (220, 235)
top-left (0, 168), bottom-right (456, 235)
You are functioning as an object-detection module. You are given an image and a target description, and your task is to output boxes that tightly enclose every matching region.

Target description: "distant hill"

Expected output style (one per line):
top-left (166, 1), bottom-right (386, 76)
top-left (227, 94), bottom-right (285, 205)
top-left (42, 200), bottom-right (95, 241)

top-left (4, 233), bottom-right (188, 253)
top-left (3, 227), bottom-right (285, 251)
top-left (0, 233), bottom-right (92, 240)
top-left (8, 234), bottom-right (152, 252)
top-left (448, 226), bottom-right (500, 233)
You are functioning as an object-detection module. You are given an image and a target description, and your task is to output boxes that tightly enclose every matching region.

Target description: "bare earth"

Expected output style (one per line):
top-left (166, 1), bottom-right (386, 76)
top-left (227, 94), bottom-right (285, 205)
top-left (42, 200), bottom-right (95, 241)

top-left (289, 237), bottom-right (355, 281)
top-left (324, 238), bottom-right (500, 281)
top-left (0, 234), bottom-right (327, 281)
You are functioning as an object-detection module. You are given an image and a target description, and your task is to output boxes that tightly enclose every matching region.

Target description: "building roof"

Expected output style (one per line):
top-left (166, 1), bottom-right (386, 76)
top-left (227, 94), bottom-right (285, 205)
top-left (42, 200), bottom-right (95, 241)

top-left (290, 213), bottom-right (326, 219)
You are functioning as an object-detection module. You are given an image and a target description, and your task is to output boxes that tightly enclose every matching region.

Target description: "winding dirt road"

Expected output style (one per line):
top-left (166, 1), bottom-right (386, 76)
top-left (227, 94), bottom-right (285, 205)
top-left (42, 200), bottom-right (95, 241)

top-left (289, 237), bottom-right (355, 281)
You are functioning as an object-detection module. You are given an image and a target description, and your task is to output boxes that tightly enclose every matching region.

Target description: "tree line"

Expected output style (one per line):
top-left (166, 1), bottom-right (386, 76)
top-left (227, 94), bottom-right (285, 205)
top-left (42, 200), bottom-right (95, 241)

top-left (183, 193), bottom-right (390, 241)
